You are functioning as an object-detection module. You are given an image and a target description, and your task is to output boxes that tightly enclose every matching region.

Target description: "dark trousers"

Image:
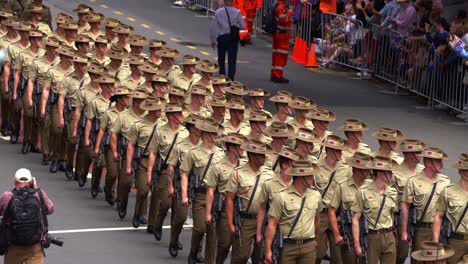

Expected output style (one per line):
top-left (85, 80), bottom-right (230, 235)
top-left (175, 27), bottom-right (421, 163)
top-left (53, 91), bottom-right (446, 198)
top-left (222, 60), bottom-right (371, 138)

top-left (217, 35), bottom-right (239, 80)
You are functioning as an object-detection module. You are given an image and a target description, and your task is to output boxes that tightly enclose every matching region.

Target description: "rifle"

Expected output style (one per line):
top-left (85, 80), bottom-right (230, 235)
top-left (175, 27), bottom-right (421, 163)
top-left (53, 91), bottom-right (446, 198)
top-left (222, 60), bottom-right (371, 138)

top-left (76, 111), bottom-right (87, 149)
top-left (131, 145), bottom-right (141, 175)
top-left (17, 75), bottom-right (26, 100)
top-left (440, 216), bottom-right (452, 244)
top-left (44, 92), bottom-right (57, 128)
top-left (339, 208), bottom-right (353, 254)
top-left (408, 206), bottom-right (417, 242)
top-left (234, 198), bottom-right (242, 247)
top-left (188, 171), bottom-right (198, 204)
top-left (32, 83), bottom-right (40, 120)
top-left (211, 189), bottom-right (223, 224)
top-left (359, 217), bottom-right (369, 264)
top-left (95, 131), bottom-right (109, 167)
top-left (63, 97), bottom-right (72, 129)
top-left (117, 134), bottom-right (128, 168)
top-left (393, 211), bottom-right (399, 248)
top-left (173, 167), bottom-right (181, 208)
top-left (7, 66), bottom-right (14, 101)
top-left (151, 156), bottom-right (163, 185)
top-left (272, 227), bottom-right (282, 264)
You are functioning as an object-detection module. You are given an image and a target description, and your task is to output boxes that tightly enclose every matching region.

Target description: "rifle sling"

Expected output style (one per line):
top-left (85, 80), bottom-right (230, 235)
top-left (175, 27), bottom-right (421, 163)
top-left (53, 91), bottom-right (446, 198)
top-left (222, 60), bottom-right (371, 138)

top-left (160, 132), bottom-right (179, 169)
top-left (373, 194), bottom-right (387, 230)
top-left (245, 174), bottom-right (261, 214)
top-left (455, 202), bottom-right (468, 232)
top-left (141, 124), bottom-right (158, 158)
top-left (272, 156), bottom-right (280, 171)
top-left (287, 197), bottom-right (307, 239)
top-left (418, 182), bottom-right (438, 224)
top-left (322, 171), bottom-right (337, 198)
top-left (200, 153), bottom-right (214, 184)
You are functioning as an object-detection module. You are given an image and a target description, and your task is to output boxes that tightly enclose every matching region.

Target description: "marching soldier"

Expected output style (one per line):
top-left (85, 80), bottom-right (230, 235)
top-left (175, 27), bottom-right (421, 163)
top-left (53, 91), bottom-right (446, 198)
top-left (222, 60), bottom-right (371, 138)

top-left (401, 148), bottom-right (451, 260)
top-left (306, 107), bottom-right (335, 160)
top-left (208, 93), bottom-right (228, 124)
top-left (60, 22), bottom-right (79, 50)
top-left (111, 88), bottom-right (148, 218)
top-left (26, 36), bottom-right (60, 164)
top-left (151, 73), bottom-right (169, 100)
top-left (40, 46), bottom-right (75, 173)
top-left (147, 39), bottom-right (166, 65)
top-left (105, 44), bottom-right (128, 77)
top-left (180, 118), bottom-right (225, 264)
top-left (246, 109), bottom-right (271, 144)
top-left (93, 34), bottom-right (110, 66)
top-left (119, 55), bottom-right (145, 91)
top-left (16, 0), bottom-right (52, 29)
top-left (104, 17), bottom-right (119, 46)
top-left (128, 34), bottom-right (148, 58)
top-left (223, 99), bottom-right (251, 136)
top-left (53, 13), bottom-right (72, 41)
top-left (156, 47), bottom-right (181, 75)
top-left (268, 90), bottom-right (293, 124)
top-left (74, 34), bottom-right (91, 57)
top-left (193, 60), bottom-right (217, 93)
top-left (210, 75), bottom-right (230, 96)
top-left (293, 127), bottom-right (320, 163)
top-left (26, 3), bottom-right (51, 35)
top-left (316, 135), bottom-right (351, 264)
top-left (126, 97), bottom-right (165, 228)
top-left (351, 156), bottom-right (399, 264)
top-left (83, 12), bottom-right (104, 41)
top-left (113, 24), bottom-right (134, 54)
top-left (225, 81), bottom-right (248, 101)
top-left (393, 139), bottom-right (426, 264)
top-left (328, 152), bottom-right (373, 264)
top-left (264, 160), bottom-right (323, 264)
top-left (245, 88), bottom-right (271, 119)
top-left (225, 139), bottom-right (275, 264)
top-left (94, 86), bottom-right (131, 205)
top-left (205, 133), bottom-right (246, 264)
top-left (433, 153), bottom-right (468, 264)
top-left (139, 61), bottom-right (159, 93)
top-left (372, 127), bottom-right (405, 164)
top-left (73, 4), bottom-right (93, 34)
top-left (169, 55), bottom-right (201, 90)
top-left (338, 119), bottom-right (372, 159)
top-left (167, 85), bottom-right (186, 105)
top-left (288, 96), bottom-right (315, 133)
top-left (186, 85), bottom-right (212, 118)
top-left (264, 121), bottom-right (294, 170)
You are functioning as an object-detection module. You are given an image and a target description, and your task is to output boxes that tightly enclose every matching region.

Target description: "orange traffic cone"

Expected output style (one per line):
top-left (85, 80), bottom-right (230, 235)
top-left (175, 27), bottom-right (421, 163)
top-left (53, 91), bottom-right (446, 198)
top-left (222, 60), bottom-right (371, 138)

top-left (305, 42), bottom-right (319, 67)
top-left (296, 38), bottom-right (308, 65)
top-left (290, 36), bottom-right (300, 61)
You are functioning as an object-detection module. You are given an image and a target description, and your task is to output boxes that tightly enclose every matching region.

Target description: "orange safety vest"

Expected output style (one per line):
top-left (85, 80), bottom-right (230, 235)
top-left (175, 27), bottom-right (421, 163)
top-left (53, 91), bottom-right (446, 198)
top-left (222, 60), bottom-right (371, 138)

top-left (319, 0), bottom-right (337, 14)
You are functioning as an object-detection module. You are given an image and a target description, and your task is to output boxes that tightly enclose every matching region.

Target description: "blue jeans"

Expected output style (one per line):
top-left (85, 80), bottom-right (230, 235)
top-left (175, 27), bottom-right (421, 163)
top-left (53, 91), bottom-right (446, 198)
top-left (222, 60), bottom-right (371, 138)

top-left (217, 35), bottom-right (239, 80)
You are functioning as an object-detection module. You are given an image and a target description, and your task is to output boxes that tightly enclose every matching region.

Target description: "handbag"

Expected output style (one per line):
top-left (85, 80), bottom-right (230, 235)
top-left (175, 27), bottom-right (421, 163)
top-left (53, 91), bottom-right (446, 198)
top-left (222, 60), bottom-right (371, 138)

top-left (225, 7), bottom-right (240, 42)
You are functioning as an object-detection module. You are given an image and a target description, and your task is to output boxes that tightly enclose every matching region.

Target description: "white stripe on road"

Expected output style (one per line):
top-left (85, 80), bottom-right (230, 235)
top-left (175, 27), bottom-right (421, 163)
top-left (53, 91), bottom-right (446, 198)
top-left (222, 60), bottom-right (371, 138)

top-left (49, 225), bottom-right (193, 234)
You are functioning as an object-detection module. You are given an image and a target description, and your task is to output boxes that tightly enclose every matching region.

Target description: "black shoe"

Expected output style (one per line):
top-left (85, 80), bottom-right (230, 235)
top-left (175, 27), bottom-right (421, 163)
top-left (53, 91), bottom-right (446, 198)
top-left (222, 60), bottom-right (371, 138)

top-left (132, 215), bottom-right (140, 228)
top-left (146, 226), bottom-right (154, 234)
top-left (91, 185), bottom-right (99, 198)
top-left (323, 254), bottom-right (330, 261)
top-left (169, 243), bottom-right (179, 257)
top-left (30, 145), bottom-right (40, 153)
top-left (271, 77), bottom-right (290, 83)
top-left (187, 254), bottom-right (198, 264)
top-left (42, 154), bottom-right (50, 165)
top-left (10, 134), bottom-right (18, 144)
top-left (98, 187), bottom-right (103, 193)
top-left (140, 217), bottom-right (147, 225)
top-left (77, 172), bottom-right (86, 187)
top-left (195, 255), bottom-right (204, 263)
top-left (58, 161), bottom-right (67, 172)
top-left (1, 127), bottom-right (7, 136)
top-left (65, 164), bottom-right (74, 180)
top-left (105, 189), bottom-right (115, 206)
top-left (21, 141), bottom-right (30, 154)
top-left (178, 241), bottom-right (183, 250)
top-left (49, 160), bottom-right (59, 173)
top-left (154, 227), bottom-right (162, 241)
top-left (117, 203), bottom-right (127, 219)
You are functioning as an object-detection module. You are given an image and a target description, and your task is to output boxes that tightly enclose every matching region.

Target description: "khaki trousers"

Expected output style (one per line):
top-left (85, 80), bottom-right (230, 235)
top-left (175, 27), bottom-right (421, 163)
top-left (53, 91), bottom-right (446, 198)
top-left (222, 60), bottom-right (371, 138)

top-left (316, 211), bottom-right (343, 264)
top-left (4, 243), bottom-right (44, 264)
top-left (65, 114), bottom-right (77, 169)
top-left (396, 216), bottom-right (409, 264)
top-left (231, 217), bottom-right (261, 264)
top-left (117, 159), bottom-right (132, 210)
top-left (75, 139), bottom-right (92, 178)
top-left (447, 238), bottom-right (468, 264)
top-left (39, 98), bottom-right (50, 156)
top-left (367, 232), bottom-right (396, 264)
top-left (170, 195), bottom-right (189, 246)
top-left (216, 211), bottom-right (234, 264)
top-left (0, 87), bottom-right (10, 129)
top-left (154, 169), bottom-right (171, 229)
top-left (104, 148), bottom-right (119, 196)
top-left (190, 192), bottom-right (216, 264)
top-left (411, 226), bottom-right (433, 264)
top-left (134, 157), bottom-right (149, 217)
top-left (50, 104), bottom-right (66, 161)
top-left (21, 94), bottom-right (33, 142)
top-left (9, 99), bottom-right (21, 137)
top-left (91, 152), bottom-right (105, 191)
top-left (340, 231), bottom-right (365, 264)
top-left (280, 240), bottom-right (317, 264)
top-left (147, 178), bottom-right (160, 228)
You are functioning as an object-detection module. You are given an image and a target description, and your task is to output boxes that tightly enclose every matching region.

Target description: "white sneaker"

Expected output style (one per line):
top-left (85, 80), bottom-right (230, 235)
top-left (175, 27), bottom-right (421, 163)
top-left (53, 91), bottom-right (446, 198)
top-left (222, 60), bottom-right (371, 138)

top-left (356, 71), bottom-right (371, 79)
top-left (174, 0), bottom-right (184, 6)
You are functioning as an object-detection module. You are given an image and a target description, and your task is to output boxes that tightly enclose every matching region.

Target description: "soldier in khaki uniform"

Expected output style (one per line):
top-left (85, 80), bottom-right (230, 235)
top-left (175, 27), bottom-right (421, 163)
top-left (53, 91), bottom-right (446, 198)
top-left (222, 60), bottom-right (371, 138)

top-left (73, 4), bottom-right (92, 34)
top-left (53, 13), bottom-right (72, 41)
top-left (105, 44), bottom-right (128, 77)
top-left (181, 118), bottom-right (225, 264)
top-left (74, 34), bottom-right (91, 57)
top-left (26, 3), bottom-right (51, 35)
top-left (372, 127), bottom-right (405, 164)
top-left (306, 107), bottom-right (335, 160)
top-left (393, 139), bottom-right (426, 263)
top-left (74, 63), bottom-right (104, 184)
top-left (264, 121), bottom-right (294, 171)
top-left (208, 93), bottom-right (228, 124)
top-left (264, 160), bottom-right (323, 264)
top-left (245, 88), bottom-right (271, 120)
top-left (0, 9), bottom-right (12, 37)
top-left (147, 39), bottom-right (166, 65)
top-left (110, 88), bottom-right (148, 218)
top-left (169, 55), bottom-right (201, 90)
top-left (268, 90), bottom-right (293, 124)
top-left (293, 127), bottom-right (321, 163)
top-left (126, 98), bottom-right (165, 228)
top-left (26, 36), bottom-right (60, 164)
top-left (156, 47), bottom-right (180, 75)
top-left (93, 34), bottom-right (110, 66)
top-left (40, 46), bottom-right (75, 173)
top-left (119, 55), bottom-right (145, 91)
top-left (193, 60), bottom-right (217, 93)
top-left (328, 152), bottom-right (373, 264)
top-left (205, 133), bottom-right (246, 264)
top-left (223, 99), bottom-right (251, 137)
top-left (186, 84), bottom-right (212, 118)
top-left (351, 156), bottom-right (399, 264)
top-left (104, 18), bottom-right (119, 45)
top-left (433, 153), bottom-right (468, 264)
top-left (225, 139), bottom-right (275, 264)
top-left (146, 103), bottom-right (188, 238)
top-left (113, 25), bottom-right (134, 54)
top-left (338, 119), bottom-right (372, 159)
top-left (83, 12), bottom-right (104, 41)
top-left (287, 96), bottom-right (315, 133)
top-left (60, 55), bottom-right (90, 179)
top-left (94, 86), bottom-right (131, 205)
top-left (60, 22), bottom-right (78, 50)
top-left (210, 75), bottom-right (230, 96)
top-left (151, 73), bottom-right (169, 100)
top-left (401, 148), bottom-right (451, 258)
top-left (165, 113), bottom-right (203, 256)
top-left (139, 62), bottom-right (158, 93)
top-left (15, 0), bottom-right (52, 29)
top-left (16, 30), bottom-right (44, 154)
top-left (246, 109), bottom-right (272, 144)
top-left (316, 135), bottom-right (351, 264)
top-left (167, 85), bottom-right (186, 105)
top-left (225, 81), bottom-right (248, 101)
top-left (128, 34), bottom-right (149, 58)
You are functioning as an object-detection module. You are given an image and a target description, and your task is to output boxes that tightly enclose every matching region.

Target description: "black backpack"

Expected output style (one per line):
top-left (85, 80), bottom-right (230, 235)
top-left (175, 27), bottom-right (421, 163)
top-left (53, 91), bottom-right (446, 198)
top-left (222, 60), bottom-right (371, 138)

top-left (5, 188), bottom-right (44, 246)
top-left (262, 2), bottom-right (279, 34)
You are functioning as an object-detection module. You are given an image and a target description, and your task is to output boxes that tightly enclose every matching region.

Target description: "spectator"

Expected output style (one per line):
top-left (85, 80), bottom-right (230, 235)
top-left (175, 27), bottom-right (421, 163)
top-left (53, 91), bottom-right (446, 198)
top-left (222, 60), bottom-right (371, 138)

top-left (413, 0), bottom-right (432, 36)
top-left (391, 0), bottom-right (417, 37)
top-left (378, 0), bottom-right (401, 30)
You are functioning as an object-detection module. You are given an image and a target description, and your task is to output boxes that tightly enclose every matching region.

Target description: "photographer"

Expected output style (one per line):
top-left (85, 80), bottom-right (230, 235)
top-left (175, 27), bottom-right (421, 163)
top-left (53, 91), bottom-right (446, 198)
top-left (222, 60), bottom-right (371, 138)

top-left (0, 168), bottom-right (55, 264)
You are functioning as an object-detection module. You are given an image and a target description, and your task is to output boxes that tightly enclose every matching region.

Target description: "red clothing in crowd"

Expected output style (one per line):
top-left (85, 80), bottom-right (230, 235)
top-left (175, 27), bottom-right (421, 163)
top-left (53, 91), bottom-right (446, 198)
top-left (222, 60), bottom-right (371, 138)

top-left (271, 0), bottom-right (293, 80)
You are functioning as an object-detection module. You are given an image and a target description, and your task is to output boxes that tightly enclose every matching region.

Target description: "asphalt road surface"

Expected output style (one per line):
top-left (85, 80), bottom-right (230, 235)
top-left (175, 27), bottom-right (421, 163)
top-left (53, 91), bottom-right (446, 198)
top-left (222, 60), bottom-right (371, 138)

top-left (0, 0), bottom-right (467, 263)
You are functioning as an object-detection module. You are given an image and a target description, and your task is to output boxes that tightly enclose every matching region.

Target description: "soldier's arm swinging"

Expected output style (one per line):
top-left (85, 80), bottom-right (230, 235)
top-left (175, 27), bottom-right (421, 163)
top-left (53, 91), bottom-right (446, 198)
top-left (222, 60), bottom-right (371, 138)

top-left (225, 191), bottom-right (236, 235)
top-left (41, 83), bottom-right (51, 116)
top-left (72, 108), bottom-right (81, 138)
top-left (352, 211), bottom-right (363, 256)
top-left (13, 70), bottom-right (20, 100)
top-left (3, 63), bottom-right (10, 93)
top-left (400, 201), bottom-right (410, 241)
top-left (256, 202), bottom-right (267, 245)
top-left (26, 78), bottom-right (35, 108)
top-left (329, 207), bottom-right (343, 245)
top-left (205, 186), bottom-right (215, 224)
top-left (126, 141), bottom-right (135, 176)
top-left (264, 216), bottom-right (279, 264)
top-left (432, 210), bottom-right (444, 242)
top-left (147, 150), bottom-right (157, 186)
top-left (315, 214), bottom-right (321, 238)
top-left (110, 133), bottom-right (118, 160)
top-left (181, 170), bottom-right (189, 205)
top-left (94, 128), bottom-right (105, 156)
top-left (84, 119), bottom-right (93, 147)
top-left (58, 94), bottom-right (65, 128)
top-left (166, 165), bottom-right (175, 196)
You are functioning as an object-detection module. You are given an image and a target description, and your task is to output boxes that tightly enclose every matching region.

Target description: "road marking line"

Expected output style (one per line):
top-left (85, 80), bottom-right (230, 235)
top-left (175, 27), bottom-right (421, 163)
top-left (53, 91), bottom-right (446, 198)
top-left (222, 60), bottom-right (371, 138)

top-left (89, 0), bottom-right (96, 2)
top-left (186, 45), bottom-right (197, 50)
top-left (113, 11), bottom-right (123, 15)
top-left (127, 17), bottom-right (136, 22)
top-left (200, 51), bottom-right (210, 56)
top-left (170, 37), bottom-right (180, 42)
top-left (49, 225), bottom-right (193, 234)
top-left (0, 136), bottom-right (9, 140)
top-left (155, 31), bottom-right (166, 35)
top-left (100, 4), bottom-right (109, 8)
top-left (140, 23), bottom-right (150, 28)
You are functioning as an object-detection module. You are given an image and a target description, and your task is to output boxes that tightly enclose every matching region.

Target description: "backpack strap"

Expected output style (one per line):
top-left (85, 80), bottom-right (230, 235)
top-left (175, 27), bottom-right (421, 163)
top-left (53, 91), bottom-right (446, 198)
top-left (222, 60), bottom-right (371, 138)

top-left (37, 189), bottom-right (49, 232)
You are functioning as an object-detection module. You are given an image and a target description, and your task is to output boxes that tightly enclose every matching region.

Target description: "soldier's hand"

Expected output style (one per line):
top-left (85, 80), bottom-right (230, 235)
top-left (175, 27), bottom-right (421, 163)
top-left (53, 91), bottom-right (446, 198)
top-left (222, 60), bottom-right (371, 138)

top-left (334, 234), bottom-right (344, 246)
top-left (264, 251), bottom-right (273, 264)
top-left (72, 129), bottom-right (77, 138)
top-left (401, 232), bottom-right (408, 241)
top-left (205, 213), bottom-right (212, 225)
top-left (58, 117), bottom-right (64, 128)
top-left (126, 168), bottom-right (132, 177)
top-left (113, 152), bottom-right (119, 161)
top-left (355, 245), bottom-right (364, 257)
top-left (12, 93), bottom-right (17, 101)
top-left (40, 111), bottom-right (45, 119)
top-left (181, 195), bottom-right (189, 206)
top-left (256, 233), bottom-right (262, 246)
top-left (168, 185), bottom-right (175, 198)
top-left (146, 176), bottom-right (152, 186)
top-left (28, 98), bottom-right (33, 108)
top-left (228, 224), bottom-right (236, 235)
top-left (93, 150), bottom-right (99, 158)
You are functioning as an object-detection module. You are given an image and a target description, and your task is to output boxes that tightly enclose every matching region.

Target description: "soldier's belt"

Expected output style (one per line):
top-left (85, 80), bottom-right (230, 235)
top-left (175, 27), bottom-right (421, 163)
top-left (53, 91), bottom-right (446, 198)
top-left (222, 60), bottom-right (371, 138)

top-left (415, 222), bottom-right (433, 228)
top-left (368, 228), bottom-right (393, 235)
top-left (239, 212), bottom-right (256, 219)
top-left (196, 186), bottom-right (207, 194)
top-left (451, 232), bottom-right (468, 241)
top-left (283, 238), bottom-right (315, 245)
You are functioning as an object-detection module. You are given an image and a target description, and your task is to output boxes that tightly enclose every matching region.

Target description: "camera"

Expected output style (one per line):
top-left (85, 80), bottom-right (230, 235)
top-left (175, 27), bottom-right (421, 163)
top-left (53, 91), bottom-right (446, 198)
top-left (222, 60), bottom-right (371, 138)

top-left (43, 234), bottom-right (63, 248)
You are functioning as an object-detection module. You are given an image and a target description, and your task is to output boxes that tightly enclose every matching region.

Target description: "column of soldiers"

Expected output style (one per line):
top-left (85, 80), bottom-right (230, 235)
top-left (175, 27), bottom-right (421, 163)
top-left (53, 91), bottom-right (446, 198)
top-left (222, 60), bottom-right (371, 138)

top-left (0, 2), bottom-right (467, 264)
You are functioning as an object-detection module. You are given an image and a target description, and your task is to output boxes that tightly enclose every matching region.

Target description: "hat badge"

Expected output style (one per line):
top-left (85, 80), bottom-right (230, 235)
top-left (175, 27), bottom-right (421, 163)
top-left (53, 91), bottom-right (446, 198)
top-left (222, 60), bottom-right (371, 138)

top-left (168, 107), bottom-right (173, 111)
top-left (348, 125), bottom-right (353, 129)
top-left (274, 129), bottom-right (279, 132)
top-left (356, 159), bottom-right (361, 163)
top-left (279, 96), bottom-right (285, 100)
top-left (329, 140), bottom-right (335, 145)
top-left (191, 118), bottom-right (196, 123)
top-left (316, 113), bottom-right (321, 117)
top-left (408, 145), bottom-right (413, 149)
top-left (383, 133), bottom-right (388, 137)
top-left (299, 169), bottom-right (305, 172)
top-left (251, 146), bottom-right (257, 150)
top-left (252, 114), bottom-right (257, 118)
top-left (377, 162), bottom-right (383, 166)
top-left (427, 151), bottom-right (433, 155)
top-left (230, 137), bottom-right (236, 141)
top-left (285, 152), bottom-right (290, 156)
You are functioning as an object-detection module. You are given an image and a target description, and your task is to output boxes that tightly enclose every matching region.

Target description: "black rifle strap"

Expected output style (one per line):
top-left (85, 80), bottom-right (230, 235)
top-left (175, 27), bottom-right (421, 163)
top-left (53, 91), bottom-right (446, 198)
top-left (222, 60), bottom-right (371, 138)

top-left (455, 203), bottom-right (468, 232)
top-left (322, 171), bottom-right (337, 198)
top-left (142, 124), bottom-right (158, 157)
top-left (160, 132), bottom-right (179, 168)
top-left (225, 7), bottom-right (232, 32)
top-left (316, 138), bottom-right (326, 159)
top-left (245, 174), bottom-right (261, 214)
top-left (373, 194), bottom-right (387, 230)
top-left (37, 189), bottom-right (49, 232)
top-left (200, 153), bottom-right (214, 183)
top-left (418, 182), bottom-right (438, 223)
top-left (287, 197), bottom-right (307, 239)
top-left (272, 156), bottom-right (280, 171)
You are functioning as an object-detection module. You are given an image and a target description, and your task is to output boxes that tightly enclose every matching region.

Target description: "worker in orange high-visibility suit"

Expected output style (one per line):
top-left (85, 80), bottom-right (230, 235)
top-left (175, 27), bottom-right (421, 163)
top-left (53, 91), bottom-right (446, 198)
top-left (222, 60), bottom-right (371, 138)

top-left (270, 0), bottom-right (292, 83)
top-left (233, 0), bottom-right (250, 45)
top-left (242, 0), bottom-right (262, 45)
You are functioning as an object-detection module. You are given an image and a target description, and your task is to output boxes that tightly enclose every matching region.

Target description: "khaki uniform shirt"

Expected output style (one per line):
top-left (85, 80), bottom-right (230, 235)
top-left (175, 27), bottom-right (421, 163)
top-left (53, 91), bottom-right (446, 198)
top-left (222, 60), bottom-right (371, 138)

top-left (351, 181), bottom-right (398, 230)
top-left (169, 71), bottom-right (201, 91)
top-left (246, 132), bottom-right (272, 145)
top-left (100, 106), bottom-right (124, 131)
top-left (76, 84), bottom-right (101, 110)
top-left (167, 137), bottom-right (201, 167)
top-left (226, 164), bottom-right (275, 214)
top-left (342, 142), bottom-right (372, 160)
top-left (402, 171), bottom-right (451, 223)
top-left (8, 41), bottom-right (30, 67)
top-left (436, 182), bottom-right (468, 234)
top-left (127, 117), bottom-right (165, 156)
top-left (35, 22), bottom-right (52, 35)
top-left (83, 30), bottom-right (103, 41)
top-left (222, 119), bottom-right (251, 137)
top-left (62, 40), bottom-right (77, 51)
top-left (0, 35), bottom-right (20, 55)
top-left (27, 56), bottom-right (60, 86)
top-left (181, 144), bottom-right (225, 187)
top-left (184, 104), bottom-right (212, 118)
top-left (288, 119), bottom-right (315, 133)
top-left (16, 47), bottom-right (45, 79)
top-left (94, 55), bottom-right (111, 66)
top-left (149, 123), bottom-right (189, 162)
top-left (330, 178), bottom-right (373, 210)
top-left (44, 64), bottom-right (74, 94)
top-left (206, 156), bottom-right (246, 195)
top-left (311, 130), bottom-right (334, 158)
top-left (317, 159), bottom-right (352, 207)
top-left (110, 108), bottom-right (147, 140)
top-left (270, 185), bottom-right (323, 239)
top-left (119, 75), bottom-right (146, 91)
top-left (107, 64), bottom-right (130, 79)
top-left (78, 23), bottom-right (91, 34)
top-left (61, 73), bottom-right (91, 107)
top-left (373, 150), bottom-right (404, 165)
top-left (85, 95), bottom-right (111, 121)
top-left (393, 163), bottom-right (424, 204)
top-left (192, 79), bottom-right (214, 94)
top-left (258, 174), bottom-right (292, 206)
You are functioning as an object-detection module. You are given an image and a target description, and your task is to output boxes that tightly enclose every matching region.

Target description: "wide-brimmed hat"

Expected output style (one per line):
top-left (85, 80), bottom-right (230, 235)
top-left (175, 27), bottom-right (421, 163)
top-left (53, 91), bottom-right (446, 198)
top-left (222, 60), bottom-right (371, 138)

top-left (113, 25), bottom-right (134, 34)
top-left (127, 55), bottom-right (145, 65)
top-left (130, 88), bottom-right (149, 99)
top-left (14, 21), bottom-right (33, 32)
top-left (27, 4), bottom-right (46, 14)
top-left (347, 152), bottom-right (373, 170)
top-left (338, 119), bottom-right (369, 132)
top-left (110, 86), bottom-right (131, 101)
top-left (226, 81), bottom-right (249, 95)
top-left (294, 128), bottom-right (321, 143)
top-left (371, 156), bottom-right (399, 171)
top-left (459, 254), bottom-right (468, 264)
top-left (276, 146), bottom-right (300, 161)
top-left (211, 75), bottom-right (231, 85)
top-left (29, 30), bottom-right (43, 38)
top-left (165, 103), bottom-right (184, 113)
top-left (372, 128), bottom-right (404, 141)
top-left (323, 135), bottom-right (349, 151)
top-left (264, 121), bottom-right (294, 138)
top-left (0, 8), bottom-right (14, 18)
top-left (75, 34), bottom-right (91, 43)
top-left (140, 98), bottom-right (164, 111)
top-left (452, 153), bottom-right (468, 170)
top-left (288, 96), bottom-right (316, 110)
top-left (411, 242), bottom-right (455, 262)
top-left (149, 39), bottom-right (166, 49)
top-left (152, 74), bottom-right (168, 83)
top-left (184, 113), bottom-right (204, 125)
top-left (196, 118), bottom-right (223, 133)
top-left (73, 55), bottom-right (88, 64)
top-left (396, 139), bottom-right (427, 152)
top-left (94, 34), bottom-right (108, 44)
top-left (96, 74), bottom-right (115, 84)
top-left (222, 133), bottom-right (247, 145)
top-left (190, 85), bottom-right (209, 96)
top-left (73, 4), bottom-right (93, 14)
top-left (2, 18), bottom-right (18, 28)
top-left (196, 60), bottom-right (219, 72)
top-left (249, 88), bottom-right (271, 97)
top-left (168, 86), bottom-right (187, 97)
top-left (45, 36), bottom-right (60, 48)
top-left (241, 139), bottom-right (272, 155)
top-left (139, 62), bottom-right (159, 74)
top-left (129, 34), bottom-right (148, 47)
top-left (226, 99), bottom-right (246, 111)
top-left (56, 46), bottom-right (75, 57)
top-left (107, 45), bottom-right (126, 60)
top-left (421, 147), bottom-right (448, 160)
top-left (55, 13), bottom-right (73, 24)
top-left (180, 55), bottom-right (201, 65)
top-left (306, 107), bottom-right (336, 122)
top-left (85, 12), bottom-right (104, 23)
top-left (157, 47), bottom-right (181, 58)
top-left (249, 110), bottom-right (271, 122)
top-left (60, 22), bottom-right (78, 30)
top-left (269, 90), bottom-right (293, 103)
top-left (285, 160), bottom-right (320, 177)
top-left (87, 63), bottom-right (105, 75)
top-left (105, 18), bottom-right (120, 28)
top-left (209, 94), bottom-right (228, 108)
